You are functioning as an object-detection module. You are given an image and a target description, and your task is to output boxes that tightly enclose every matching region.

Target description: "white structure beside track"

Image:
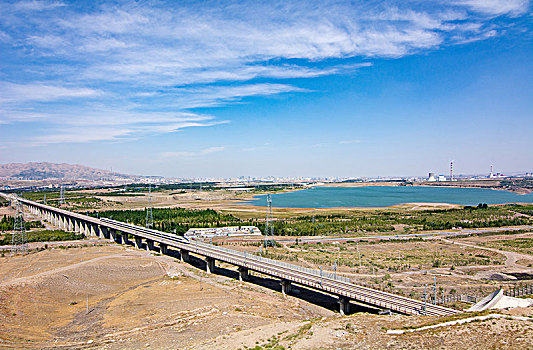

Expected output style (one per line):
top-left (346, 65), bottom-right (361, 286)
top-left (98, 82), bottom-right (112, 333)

top-left (1, 193), bottom-right (460, 317)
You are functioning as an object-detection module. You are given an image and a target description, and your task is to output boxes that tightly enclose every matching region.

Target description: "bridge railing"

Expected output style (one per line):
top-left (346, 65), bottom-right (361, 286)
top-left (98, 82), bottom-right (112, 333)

top-left (193, 240), bottom-right (352, 283)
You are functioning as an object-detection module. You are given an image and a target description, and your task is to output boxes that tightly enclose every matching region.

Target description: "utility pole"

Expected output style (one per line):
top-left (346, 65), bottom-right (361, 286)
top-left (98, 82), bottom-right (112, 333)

top-left (398, 251), bottom-right (401, 270)
top-left (424, 284), bottom-right (428, 314)
top-left (357, 241), bottom-right (362, 267)
top-left (434, 277), bottom-right (437, 305)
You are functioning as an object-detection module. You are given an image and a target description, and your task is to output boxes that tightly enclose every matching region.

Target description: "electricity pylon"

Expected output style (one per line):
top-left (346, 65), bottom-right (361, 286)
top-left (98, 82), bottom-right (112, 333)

top-left (145, 184), bottom-right (153, 229)
top-left (59, 185), bottom-right (65, 205)
top-left (264, 194), bottom-right (275, 247)
top-left (11, 198), bottom-right (27, 255)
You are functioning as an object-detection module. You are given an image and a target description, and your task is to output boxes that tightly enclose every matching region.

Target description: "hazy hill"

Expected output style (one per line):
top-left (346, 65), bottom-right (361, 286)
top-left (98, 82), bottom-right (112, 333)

top-left (0, 162), bottom-right (134, 181)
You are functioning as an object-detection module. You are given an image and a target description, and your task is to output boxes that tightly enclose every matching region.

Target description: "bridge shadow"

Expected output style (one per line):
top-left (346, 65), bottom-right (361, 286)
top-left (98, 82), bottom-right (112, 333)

top-left (160, 246), bottom-right (378, 315)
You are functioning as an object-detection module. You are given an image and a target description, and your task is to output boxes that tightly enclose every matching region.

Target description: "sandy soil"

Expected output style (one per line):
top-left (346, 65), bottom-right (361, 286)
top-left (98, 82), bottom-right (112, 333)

top-left (0, 243), bottom-right (531, 349)
top-left (0, 245), bottom-right (327, 349)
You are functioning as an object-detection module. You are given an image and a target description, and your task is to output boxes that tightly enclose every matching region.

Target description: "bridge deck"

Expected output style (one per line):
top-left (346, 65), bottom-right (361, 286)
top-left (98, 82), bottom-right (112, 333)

top-left (5, 194), bottom-right (460, 316)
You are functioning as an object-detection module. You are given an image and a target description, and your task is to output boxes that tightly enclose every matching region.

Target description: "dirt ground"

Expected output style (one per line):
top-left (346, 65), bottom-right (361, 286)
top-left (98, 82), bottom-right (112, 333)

top-left (219, 231), bottom-right (533, 302)
top-left (0, 244), bottom-right (532, 349)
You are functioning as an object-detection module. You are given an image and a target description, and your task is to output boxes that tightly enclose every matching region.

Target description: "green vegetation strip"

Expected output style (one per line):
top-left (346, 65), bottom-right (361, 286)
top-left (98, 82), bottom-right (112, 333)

top-left (0, 230), bottom-right (84, 245)
top-left (1, 215), bottom-right (44, 232)
top-left (87, 204), bottom-right (533, 237)
top-left (481, 238), bottom-right (533, 255)
top-left (89, 207), bottom-right (243, 235)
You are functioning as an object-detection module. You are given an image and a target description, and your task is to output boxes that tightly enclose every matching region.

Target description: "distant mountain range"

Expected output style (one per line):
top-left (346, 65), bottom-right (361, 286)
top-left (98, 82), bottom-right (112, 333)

top-left (0, 162), bottom-right (135, 181)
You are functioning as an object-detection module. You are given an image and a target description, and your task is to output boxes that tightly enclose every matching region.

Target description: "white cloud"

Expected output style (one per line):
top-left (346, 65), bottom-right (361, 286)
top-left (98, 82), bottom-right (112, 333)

top-left (161, 146), bottom-right (225, 158)
top-left (0, 30), bottom-right (10, 42)
top-left (0, 0), bottom-right (529, 145)
top-left (14, 1), bottom-right (65, 11)
top-left (0, 82), bottom-right (100, 104)
top-left (453, 0), bottom-right (530, 16)
top-left (339, 140), bottom-right (362, 144)
top-left (168, 83), bottom-right (308, 109)
top-left (30, 118), bottom-right (227, 145)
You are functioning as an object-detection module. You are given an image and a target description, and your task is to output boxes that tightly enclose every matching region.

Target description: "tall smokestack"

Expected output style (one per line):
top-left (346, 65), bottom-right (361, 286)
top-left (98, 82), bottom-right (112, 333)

top-left (450, 161), bottom-right (454, 181)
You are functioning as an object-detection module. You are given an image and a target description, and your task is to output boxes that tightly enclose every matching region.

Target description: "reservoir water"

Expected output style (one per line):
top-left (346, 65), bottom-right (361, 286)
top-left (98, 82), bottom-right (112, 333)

top-left (246, 186), bottom-right (533, 208)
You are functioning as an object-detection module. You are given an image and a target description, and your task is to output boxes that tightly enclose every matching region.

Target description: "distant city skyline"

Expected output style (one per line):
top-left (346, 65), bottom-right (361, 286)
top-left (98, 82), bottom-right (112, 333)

top-left (0, 0), bottom-right (532, 178)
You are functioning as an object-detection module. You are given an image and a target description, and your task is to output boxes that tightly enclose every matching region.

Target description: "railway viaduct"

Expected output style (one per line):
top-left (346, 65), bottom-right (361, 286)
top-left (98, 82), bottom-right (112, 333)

top-left (2, 193), bottom-right (460, 317)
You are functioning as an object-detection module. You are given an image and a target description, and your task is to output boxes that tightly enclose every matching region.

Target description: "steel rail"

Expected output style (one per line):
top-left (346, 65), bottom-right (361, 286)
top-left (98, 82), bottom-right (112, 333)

top-left (8, 194), bottom-right (460, 316)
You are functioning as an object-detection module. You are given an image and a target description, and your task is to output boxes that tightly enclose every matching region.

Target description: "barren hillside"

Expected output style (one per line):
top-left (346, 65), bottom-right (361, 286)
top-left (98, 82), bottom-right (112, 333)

top-left (0, 162), bottom-right (134, 181)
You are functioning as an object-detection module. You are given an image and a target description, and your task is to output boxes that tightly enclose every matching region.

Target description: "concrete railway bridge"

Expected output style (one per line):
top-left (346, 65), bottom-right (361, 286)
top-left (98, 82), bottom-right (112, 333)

top-left (4, 194), bottom-right (460, 317)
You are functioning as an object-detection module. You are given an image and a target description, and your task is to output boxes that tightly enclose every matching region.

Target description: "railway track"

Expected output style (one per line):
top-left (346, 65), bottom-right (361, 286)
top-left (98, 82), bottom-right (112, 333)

top-left (7, 194), bottom-right (460, 316)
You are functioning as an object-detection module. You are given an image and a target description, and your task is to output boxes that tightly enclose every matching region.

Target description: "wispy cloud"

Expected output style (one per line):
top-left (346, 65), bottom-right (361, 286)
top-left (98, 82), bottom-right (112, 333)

top-left (13, 0), bottom-right (65, 11)
top-left (0, 0), bottom-right (530, 145)
top-left (453, 0), bottom-right (529, 16)
top-left (339, 140), bottom-right (362, 144)
top-left (0, 82), bottom-right (100, 104)
top-left (161, 146), bottom-right (225, 159)
top-left (31, 119), bottom-right (227, 145)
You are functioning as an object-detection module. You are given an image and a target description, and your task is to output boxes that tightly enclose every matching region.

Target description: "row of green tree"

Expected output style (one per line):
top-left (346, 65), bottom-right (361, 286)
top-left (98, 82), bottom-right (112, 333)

top-left (88, 203), bottom-right (533, 237)
top-left (89, 208), bottom-right (245, 235)
top-left (0, 215), bottom-right (44, 232)
top-left (0, 230), bottom-right (84, 245)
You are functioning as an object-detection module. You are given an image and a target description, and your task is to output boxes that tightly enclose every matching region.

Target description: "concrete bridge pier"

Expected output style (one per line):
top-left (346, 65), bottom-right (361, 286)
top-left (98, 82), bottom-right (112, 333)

top-left (146, 239), bottom-right (155, 251)
top-left (281, 279), bottom-right (292, 296)
top-left (114, 231), bottom-right (124, 244)
top-left (205, 257), bottom-right (216, 274)
top-left (89, 224), bottom-right (97, 237)
top-left (109, 229), bottom-right (117, 243)
top-left (338, 296), bottom-right (350, 316)
top-left (238, 266), bottom-right (249, 281)
top-left (81, 222), bottom-right (89, 236)
top-left (99, 226), bottom-right (109, 239)
top-left (134, 237), bottom-right (143, 249)
top-left (180, 249), bottom-right (190, 263)
top-left (160, 243), bottom-right (168, 255)
top-left (121, 232), bottom-right (129, 244)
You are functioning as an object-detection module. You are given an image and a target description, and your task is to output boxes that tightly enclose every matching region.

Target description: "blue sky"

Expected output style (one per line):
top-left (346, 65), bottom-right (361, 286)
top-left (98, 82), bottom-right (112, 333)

top-left (0, 0), bottom-right (532, 178)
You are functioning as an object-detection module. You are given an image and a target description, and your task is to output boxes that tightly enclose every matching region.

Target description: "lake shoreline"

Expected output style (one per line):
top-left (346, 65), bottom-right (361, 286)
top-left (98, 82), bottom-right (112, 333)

top-left (314, 181), bottom-right (532, 195)
top-left (242, 185), bottom-right (533, 209)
